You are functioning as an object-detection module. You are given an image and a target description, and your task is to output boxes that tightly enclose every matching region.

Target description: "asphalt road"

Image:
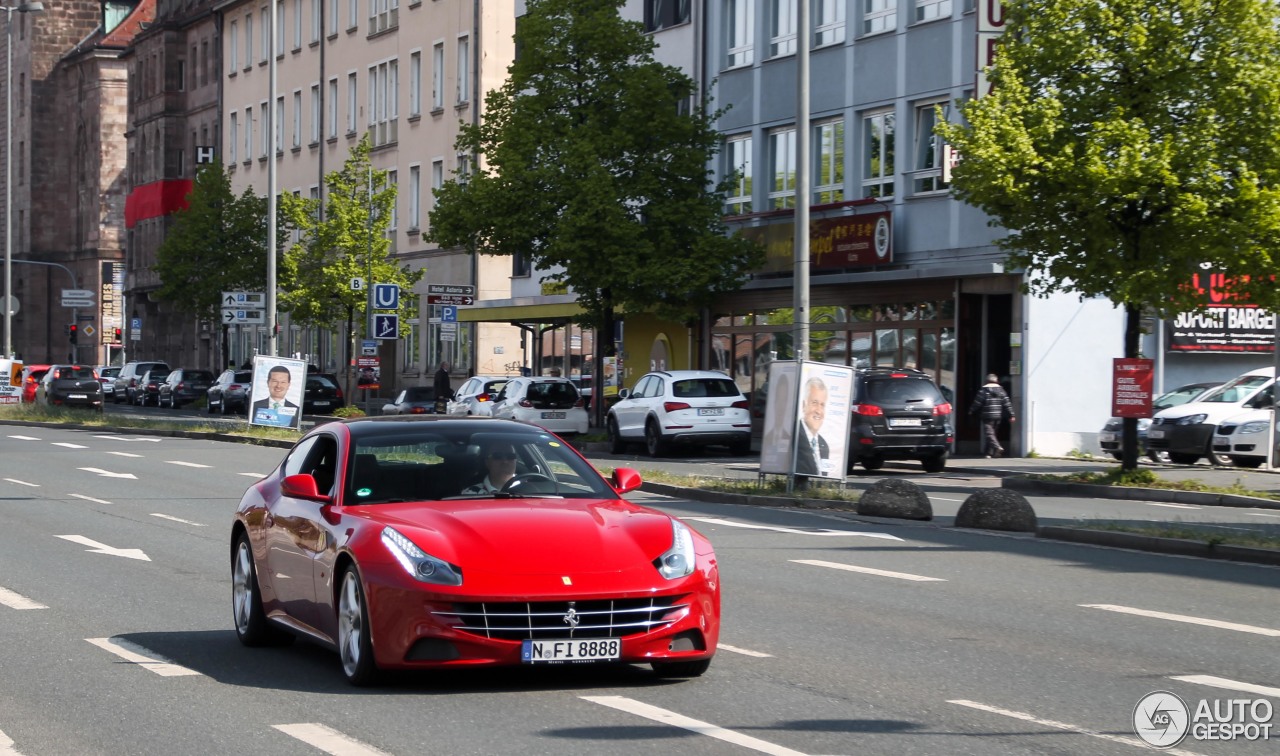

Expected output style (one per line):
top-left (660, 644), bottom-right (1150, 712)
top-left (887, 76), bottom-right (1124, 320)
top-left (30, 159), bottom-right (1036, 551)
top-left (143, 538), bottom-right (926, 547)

top-left (1, 425), bottom-right (1277, 754)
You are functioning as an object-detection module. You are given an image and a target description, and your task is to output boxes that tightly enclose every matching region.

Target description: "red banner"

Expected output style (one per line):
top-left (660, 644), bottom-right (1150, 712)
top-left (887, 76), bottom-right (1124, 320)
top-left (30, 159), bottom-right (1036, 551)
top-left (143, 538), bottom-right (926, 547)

top-left (1112, 358), bottom-right (1154, 418)
top-left (124, 179), bottom-right (194, 229)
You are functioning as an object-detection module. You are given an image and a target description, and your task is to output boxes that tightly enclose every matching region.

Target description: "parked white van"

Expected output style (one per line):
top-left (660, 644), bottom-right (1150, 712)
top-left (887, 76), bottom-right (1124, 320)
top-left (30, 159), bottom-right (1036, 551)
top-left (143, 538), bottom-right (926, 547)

top-left (1145, 366), bottom-right (1274, 465)
top-left (1210, 384), bottom-right (1276, 468)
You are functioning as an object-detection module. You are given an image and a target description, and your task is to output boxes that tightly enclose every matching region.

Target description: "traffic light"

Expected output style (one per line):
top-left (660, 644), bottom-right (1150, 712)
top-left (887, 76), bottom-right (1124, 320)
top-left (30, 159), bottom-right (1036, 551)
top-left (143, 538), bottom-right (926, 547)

top-left (112, 328), bottom-right (122, 344)
top-left (68, 324), bottom-right (78, 344)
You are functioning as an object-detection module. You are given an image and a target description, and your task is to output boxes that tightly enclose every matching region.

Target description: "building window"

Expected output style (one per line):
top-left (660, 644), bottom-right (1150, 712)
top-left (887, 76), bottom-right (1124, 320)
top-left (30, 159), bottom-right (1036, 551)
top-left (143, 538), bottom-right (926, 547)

top-left (770, 0), bottom-right (796, 57)
top-left (864, 0), bottom-right (896, 34)
top-left (815, 119), bottom-right (844, 204)
top-left (409, 164), bottom-right (421, 230)
top-left (644, 0), bottom-right (689, 32)
top-left (347, 72), bottom-right (358, 133)
top-left (815, 0), bottom-right (845, 46)
top-left (329, 0), bottom-right (338, 35)
top-left (311, 0), bottom-right (322, 42)
top-left (229, 21), bottom-right (239, 70)
top-left (724, 134), bottom-right (752, 215)
top-left (310, 84), bottom-right (321, 143)
top-left (348, 0), bottom-right (358, 30)
top-left (261, 5), bottom-right (270, 61)
top-left (915, 0), bottom-right (951, 22)
top-left (327, 78), bottom-right (338, 138)
top-left (456, 35), bottom-right (470, 104)
top-left (862, 110), bottom-right (895, 198)
top-left (768, 128), bottom-right (795, 210)
top-left (229, 112), bottom-right (238, 162)
top-left (177, 58), bottom-right (186, 92)
top-left (409, 50), bottom-right (422, 116)
top-left (431, 159), bottom-right (443, 215)
top-left (292, 90), bottom-right (302, 147)
top-left (244, 14), bottom-right (253, 67)
top-left (726, 0), bottom-right (754, 68)
top-left (201, 40), bottom-right (209, 86)
top-left (432, 42), bottom-right (444, 110)
top-left (368, 60), bottom-right (398, 146)
top-left (386, 169), bottom-right (398, 231)
top-left (275, 96), bottom-right (285, 152)
top-left (913, 101), bottom-right (949, 193)
top-left (262, 102), bottom-right (271, 156)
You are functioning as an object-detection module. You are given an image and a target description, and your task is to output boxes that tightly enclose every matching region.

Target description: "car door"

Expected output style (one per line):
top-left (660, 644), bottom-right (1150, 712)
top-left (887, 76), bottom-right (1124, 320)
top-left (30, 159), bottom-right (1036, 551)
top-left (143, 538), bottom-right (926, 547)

top-left (449, 378), bottom-right (476, 415)
top-left (492, 379), bottom-right (519, 419)
top-left (262, 435), bottom-right (333, 631)
top-left (615, 375), bottom-right (653, 436)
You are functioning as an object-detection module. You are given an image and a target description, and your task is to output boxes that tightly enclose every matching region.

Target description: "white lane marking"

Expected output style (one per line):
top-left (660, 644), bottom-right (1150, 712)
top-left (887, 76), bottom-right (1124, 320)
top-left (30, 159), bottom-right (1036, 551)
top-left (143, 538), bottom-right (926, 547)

top-left (7, 435), bottom-right (40, 441)
top-left (272, 724), bottom-right (392, 756)
top-left (165, 460), bottom-right (212, 468)
top-left (718, 644), bottom-right (773, 658)
top-left (76, 467), bottom-right (137, 479)
top-left (0, 586), bottom-right (47, 610)
top-left (2, 479), bottom-right (38, 487)
top-left (582, 696), bottom-right (808, 756)
top-left (685, 517), bottom-right (903, 540)
top-left (0, 727), bottom-right (23, 755)
top-left (85, 637), bottom-right (201, 677)
top-left (55, 535), bottom-right (151, 562)
top-left (68, 494), bottom-right (112, 505)
top-left (792, 559), bottom-right (946, 582)
top-left (948, 700), bottom-right (1206, 756)
top-left (1143, 502), bottom-right (1201, 510)
top-left (929, 496), bottom-right (964, 502)
top-left (105, 451), bottom-right (143, 458)
top-left (238, 472), bottom-right (268, 478)
top-left (1246, 512), bottom-right (1280, 519)
top-left (93, 436), bottom-right (161, 443)
top-left (51, 442), bottom-right (88, 449)
top-left (1081, 604), bottom-right (1280, 637)
top-left (1171, 675), bottom-right (1280, 698)
top-left (150, 513), bottom-right (206, 527)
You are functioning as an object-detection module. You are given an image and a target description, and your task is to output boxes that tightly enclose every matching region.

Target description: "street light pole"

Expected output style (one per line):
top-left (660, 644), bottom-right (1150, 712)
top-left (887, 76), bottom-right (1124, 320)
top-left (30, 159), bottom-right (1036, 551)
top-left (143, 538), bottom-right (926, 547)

top-left (3, 1), bottom-right (43, 359)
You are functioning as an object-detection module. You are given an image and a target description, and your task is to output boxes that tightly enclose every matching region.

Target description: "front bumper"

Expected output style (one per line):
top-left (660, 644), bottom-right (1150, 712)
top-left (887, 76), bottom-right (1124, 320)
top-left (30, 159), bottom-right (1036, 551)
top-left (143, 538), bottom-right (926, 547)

top-left (1144, 424), bottom-right (1214, 456)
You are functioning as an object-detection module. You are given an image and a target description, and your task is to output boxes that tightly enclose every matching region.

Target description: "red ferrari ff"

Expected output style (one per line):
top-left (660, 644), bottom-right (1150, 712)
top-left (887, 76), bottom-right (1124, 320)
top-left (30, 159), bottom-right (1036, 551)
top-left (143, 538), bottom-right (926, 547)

top-left (231, 416), bottom-right (720, 685)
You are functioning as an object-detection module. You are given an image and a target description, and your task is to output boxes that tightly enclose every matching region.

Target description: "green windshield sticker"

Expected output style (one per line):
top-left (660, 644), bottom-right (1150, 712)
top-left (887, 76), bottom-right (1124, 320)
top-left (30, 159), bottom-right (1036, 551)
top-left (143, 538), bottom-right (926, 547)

top-left (357, 488), bottom-right (372, 497)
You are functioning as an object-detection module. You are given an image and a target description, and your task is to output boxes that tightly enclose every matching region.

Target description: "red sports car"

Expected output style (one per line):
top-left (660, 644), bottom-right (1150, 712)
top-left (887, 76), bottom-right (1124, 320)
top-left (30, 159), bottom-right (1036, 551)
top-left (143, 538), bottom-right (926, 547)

top-left (231, 416), bottom-right (720, 685)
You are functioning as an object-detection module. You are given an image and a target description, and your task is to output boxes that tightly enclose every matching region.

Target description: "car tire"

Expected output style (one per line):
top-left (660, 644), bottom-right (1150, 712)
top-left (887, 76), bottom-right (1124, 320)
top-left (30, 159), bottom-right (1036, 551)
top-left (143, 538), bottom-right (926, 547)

top-left (1206, 447), bottom-right (1234, 467)
top-left (651, 658), bottom-right (711, 679)
top-left (231, 533), bottom-right (293, 647)
top-left (860, 457), bottom-right (885, 471)
top-left (207, 398), bottom-right (216, 415)
top-left (1147, 449), bottom-right (1171, 464)
top-left (1168, 452), bottom-right (1201, 465)
top-left (645, 421), bottom-right (669, 458)
top-left (338, 565), bottom-right (381, 686)
top-left (220, 398), bottom-right (228, 415)
top-left (921, 453), bottom-right (948, 473)
top-left (607, 417), bottom-right (627, 454)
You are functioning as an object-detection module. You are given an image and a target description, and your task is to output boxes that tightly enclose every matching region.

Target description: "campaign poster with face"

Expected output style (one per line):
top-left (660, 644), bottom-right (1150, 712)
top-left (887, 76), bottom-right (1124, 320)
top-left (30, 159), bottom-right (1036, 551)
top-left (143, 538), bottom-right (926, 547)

top-left (249, 355), bottom-right (308, 429)
top-left (794, 361), bottom-right (855, 479)
top-left (759, 361), bottom-right (798, 475)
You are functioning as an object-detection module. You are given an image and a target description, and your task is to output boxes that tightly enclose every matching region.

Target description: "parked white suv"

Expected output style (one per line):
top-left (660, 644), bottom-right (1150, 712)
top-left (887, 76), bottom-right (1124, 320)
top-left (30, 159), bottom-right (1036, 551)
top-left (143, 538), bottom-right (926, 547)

top-left (1210, 385), bottom-right (1275, 468)
top-left (607, 370), bottom-right (751, 457)
top-left (490, 376), bottom-right (589, 435)
top-left (1146, 366), bottom-right (1274, 465)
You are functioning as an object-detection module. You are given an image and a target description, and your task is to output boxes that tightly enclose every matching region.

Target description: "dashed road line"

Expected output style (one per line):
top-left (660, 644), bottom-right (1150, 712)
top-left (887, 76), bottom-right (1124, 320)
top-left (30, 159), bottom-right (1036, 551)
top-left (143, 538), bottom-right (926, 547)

top-left (6, 435), bottom-right (40, 441)
top-left (238, 472), bottom-right (267, 478)
top-left (792, 559), bottom-right (946, 582)
top-left (0, 727), bottom-right (24, 755)
top-left (93, 436), bottom-right (161, 443)
top-left (719, 644), bottom-right (773, 658)
top-left (0, 586), bottom-right (47, 610)
top-left (85, 637), bottom-right (201, 677)
top-left (105, 451), bottom-right (143, 458)
top-left (2, 479), bottom-right (38, 487)
top-left (1143, 502), bottom-right (1200, 510)
top-left (272, 724), bottom-right (392, 756)
top-left (685, 517), bottom-right (903, 540)
top-left (948, 699), bottom-right (1205, 755)
top-left (150, 513), bottom-right (206, 527)
top-left (164, 461), bottom-right (212, 469)
top-left (1246, 513), bottom-right (1280, 519)
top-left (68, 494), bottom-right (112, 505)
top-left (1082, 604), bottom-right (1280, 637)
top-left (1171, 675), bottom-right (1280, 698)
top-left (51, 443), bottom-right (88, 449)
top-left (583, 696), bottom-right (808, 756)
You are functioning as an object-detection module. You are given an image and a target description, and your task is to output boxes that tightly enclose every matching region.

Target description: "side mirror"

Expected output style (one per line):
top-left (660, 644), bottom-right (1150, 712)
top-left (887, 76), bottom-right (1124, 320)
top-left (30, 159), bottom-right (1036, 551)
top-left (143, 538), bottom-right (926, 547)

top-left (617, 388), bottom-right (631, 400)
top-left (281, 473), bottom-right (331, 503)
top-left (611, 467), bottom-right (643, 495)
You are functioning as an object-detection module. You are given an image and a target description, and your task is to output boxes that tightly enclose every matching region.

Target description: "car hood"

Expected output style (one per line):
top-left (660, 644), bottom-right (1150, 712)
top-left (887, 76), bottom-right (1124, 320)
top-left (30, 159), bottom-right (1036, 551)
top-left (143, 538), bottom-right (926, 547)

top-left (1154, 400), bottom-right (1251, 422)
top-left (1217, 408), bottom-right (1271, 428)
top-left (350, 499), bottom-right (675, 575)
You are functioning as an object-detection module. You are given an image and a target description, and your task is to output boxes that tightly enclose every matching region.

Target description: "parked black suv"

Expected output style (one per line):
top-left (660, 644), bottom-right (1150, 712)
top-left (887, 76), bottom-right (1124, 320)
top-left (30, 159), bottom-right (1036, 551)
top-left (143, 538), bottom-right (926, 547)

top-left (848, 367), bottom-right (953, 473)
top-left (113, 361), bottom-right (171, 404)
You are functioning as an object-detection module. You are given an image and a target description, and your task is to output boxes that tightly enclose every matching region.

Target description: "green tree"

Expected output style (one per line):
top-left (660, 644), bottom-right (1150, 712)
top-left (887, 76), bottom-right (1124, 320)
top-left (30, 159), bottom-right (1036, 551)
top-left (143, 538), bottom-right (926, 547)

top-left (280, 136), bottom-right (422, 336)
top-left (937, 0), bottom-right (1280, 469)
top-left (428, 0), bottom-right (762, 419)
top-left (154, 161), bottom-right (289, 366)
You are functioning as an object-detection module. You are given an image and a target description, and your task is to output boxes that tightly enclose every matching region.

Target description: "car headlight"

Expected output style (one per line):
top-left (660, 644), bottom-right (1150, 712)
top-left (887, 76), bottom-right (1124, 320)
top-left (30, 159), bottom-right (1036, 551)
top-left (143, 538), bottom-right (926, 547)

top-left (655, 520), bottom-right (695, 580)
top-left (1175, 414), bottom-right (1208, 425)
top-left (381, 527), bottom-right (463, 586)
top-left (1240, 421), bottom-right (1271, 435)
top-left (1137, 418), bottom-right (1152, 431)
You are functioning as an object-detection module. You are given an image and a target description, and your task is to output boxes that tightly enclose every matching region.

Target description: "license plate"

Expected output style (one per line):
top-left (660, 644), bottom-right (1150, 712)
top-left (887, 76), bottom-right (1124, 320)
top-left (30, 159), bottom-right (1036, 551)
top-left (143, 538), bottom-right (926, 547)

top-left (698, 408), bottom-right (725, 416)
top-left (541, 411), bottom-right (566, 419)
top-left (1099, 432), bottom-right (1116, 442)
top-left (1148, 429), bottom-right (1165, 439)
top-left (522, 638), bottom-right (620, 664)
top-left (313, 400), bottom-right (330, 406)
top-left (69, 394), bottom-right (87, 399)
top-left (887, 417), bottom-right (922, 427)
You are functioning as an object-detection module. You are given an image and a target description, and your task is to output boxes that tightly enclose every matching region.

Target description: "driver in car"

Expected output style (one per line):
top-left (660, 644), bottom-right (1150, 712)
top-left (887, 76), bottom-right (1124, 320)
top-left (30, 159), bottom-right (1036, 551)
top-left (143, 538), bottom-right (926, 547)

top-left (461, 442), bottom-right (519, 494)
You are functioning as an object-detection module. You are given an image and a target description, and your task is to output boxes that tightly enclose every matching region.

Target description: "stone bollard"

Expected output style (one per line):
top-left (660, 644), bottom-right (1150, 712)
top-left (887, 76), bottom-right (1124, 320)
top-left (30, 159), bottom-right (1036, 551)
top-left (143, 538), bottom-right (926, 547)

top-left (857, 478), bottom-right (933, 520)
top-left (955, 489), bottom-right (1038, 532)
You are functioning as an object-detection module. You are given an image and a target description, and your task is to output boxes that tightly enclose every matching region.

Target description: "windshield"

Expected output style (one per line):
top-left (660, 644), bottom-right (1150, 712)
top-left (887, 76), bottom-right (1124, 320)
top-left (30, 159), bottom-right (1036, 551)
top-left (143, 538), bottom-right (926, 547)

top-left (53, 367), bottom-right (96, 380)
top-left (348, 426), bottom-right (615, 504)
top-left (1198, 375), bottom-right (1270, 404)
top-left (403, 386), bottom-right (436, 402)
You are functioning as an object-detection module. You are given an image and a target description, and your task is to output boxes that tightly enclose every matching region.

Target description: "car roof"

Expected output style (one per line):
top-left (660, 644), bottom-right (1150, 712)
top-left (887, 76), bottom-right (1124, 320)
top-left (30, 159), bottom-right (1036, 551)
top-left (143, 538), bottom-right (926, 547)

top-left (325, 416), bottom-right (548, 439)
top-left (645, 370), bottom-right (735, 380)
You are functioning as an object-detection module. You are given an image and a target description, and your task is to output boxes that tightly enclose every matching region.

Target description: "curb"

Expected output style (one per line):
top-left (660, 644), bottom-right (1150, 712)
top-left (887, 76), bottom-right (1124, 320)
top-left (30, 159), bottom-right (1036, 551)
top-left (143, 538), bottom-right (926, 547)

top-left (1038, 526), bottom-right (1280, 567)
top-left (639, 481), bottom-right (855, 510)
top-left (1004, 476), bottom-right (1280, 511)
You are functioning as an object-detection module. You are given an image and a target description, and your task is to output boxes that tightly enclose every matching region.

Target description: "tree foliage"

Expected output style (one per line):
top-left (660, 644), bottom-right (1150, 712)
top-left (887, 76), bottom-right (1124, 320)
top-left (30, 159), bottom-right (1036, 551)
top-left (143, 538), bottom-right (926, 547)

top-left (154, 161), bottom-right (286, 324)
top-left (427, 0), bottom-right (761, 331)
top-left (280, 136), bottom-right (422, 332)
top-left (939, 0), bottom-right (1280, 317)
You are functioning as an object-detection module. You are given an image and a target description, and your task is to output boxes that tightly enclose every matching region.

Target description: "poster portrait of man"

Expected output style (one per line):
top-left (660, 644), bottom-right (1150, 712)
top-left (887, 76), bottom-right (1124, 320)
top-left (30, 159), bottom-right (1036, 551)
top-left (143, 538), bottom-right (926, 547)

top-left (249, 356), bottom-right (308, 429)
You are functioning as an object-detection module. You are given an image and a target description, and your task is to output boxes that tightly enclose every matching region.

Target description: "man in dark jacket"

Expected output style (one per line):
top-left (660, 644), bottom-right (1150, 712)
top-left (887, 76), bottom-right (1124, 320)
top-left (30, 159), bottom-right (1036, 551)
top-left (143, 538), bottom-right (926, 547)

top-left (433, 361), bottom-right (453, 413)
top-left (969, 373), bottom-right (1015, 457)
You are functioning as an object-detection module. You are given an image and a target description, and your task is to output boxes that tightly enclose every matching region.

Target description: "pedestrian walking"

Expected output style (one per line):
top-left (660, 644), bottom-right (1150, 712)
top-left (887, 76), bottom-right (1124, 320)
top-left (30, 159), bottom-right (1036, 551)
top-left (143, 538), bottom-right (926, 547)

top-left (434, 361), bottom-right (454, 413)
top-left (969, 373), bottom-right (1015, 457)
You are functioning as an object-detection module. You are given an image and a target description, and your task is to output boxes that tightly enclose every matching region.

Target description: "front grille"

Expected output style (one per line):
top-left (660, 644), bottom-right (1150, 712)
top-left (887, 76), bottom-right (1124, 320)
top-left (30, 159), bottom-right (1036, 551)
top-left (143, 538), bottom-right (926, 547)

top-left (1218, 425), bottom-right (1238, 436)
top-left (434, 596), bottom-right (690, 641)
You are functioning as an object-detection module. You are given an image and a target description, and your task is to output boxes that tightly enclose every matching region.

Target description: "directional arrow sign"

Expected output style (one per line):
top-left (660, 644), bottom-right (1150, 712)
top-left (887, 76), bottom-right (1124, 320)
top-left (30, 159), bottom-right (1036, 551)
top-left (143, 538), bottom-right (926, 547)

top-left (77, 467), bottom-right (139, 479)
top-left (426, 295), bottom-right (474, 306)
top-left (222, 309), bottom-right (266, 325)
top-left (56, 535), bottom-right (151, 561)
